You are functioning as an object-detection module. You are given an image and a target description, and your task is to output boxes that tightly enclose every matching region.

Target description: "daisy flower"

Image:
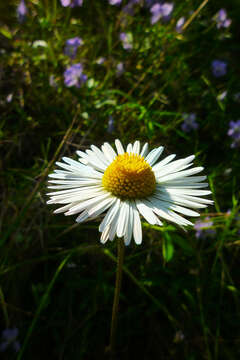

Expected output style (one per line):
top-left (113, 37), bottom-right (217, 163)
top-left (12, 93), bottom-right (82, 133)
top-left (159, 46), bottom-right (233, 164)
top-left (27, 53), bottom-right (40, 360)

top-left (47, 140), bottom-right (213, 245)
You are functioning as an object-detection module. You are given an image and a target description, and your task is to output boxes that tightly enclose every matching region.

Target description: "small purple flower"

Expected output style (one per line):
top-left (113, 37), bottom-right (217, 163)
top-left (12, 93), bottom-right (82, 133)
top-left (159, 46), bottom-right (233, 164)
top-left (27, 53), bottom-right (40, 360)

top-left (0, 328), bottom-right (20, 353)
top-left (60, 0), bottom-right (83, 7)
top-left (119, 32), bottom-right (133, 50)
top-left (17, 0), bottom-right (27, 23)
top-left (211, 60), bottom-right (227, 77)
top-left (64, 63), bottom-right (87, 88)
top-left (194, 217), bottom-right (216, 240)
top-left (181, 113), bottom-right (198, 133)
top-left (176, 17), bottom-right (185, 33)
top-left (116, 62), bottom-right (125, 76)
top-left (107, 116), bottom-right (115, 133)
top-left (228, 120), bottom-right (240, 148)
top-left (64, 37), bottom-right (83, 59)
top-left (109, 0), bottom-right (122, 5)
top-left (150, 2), bottom-right (174, 25)
top-left (215, 9), bottom-right (231, 29)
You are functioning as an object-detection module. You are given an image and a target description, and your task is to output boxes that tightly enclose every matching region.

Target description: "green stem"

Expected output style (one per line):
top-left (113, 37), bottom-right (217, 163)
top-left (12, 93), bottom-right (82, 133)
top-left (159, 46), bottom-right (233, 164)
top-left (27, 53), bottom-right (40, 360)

top-left (108, 238), bottom-right (125, 357)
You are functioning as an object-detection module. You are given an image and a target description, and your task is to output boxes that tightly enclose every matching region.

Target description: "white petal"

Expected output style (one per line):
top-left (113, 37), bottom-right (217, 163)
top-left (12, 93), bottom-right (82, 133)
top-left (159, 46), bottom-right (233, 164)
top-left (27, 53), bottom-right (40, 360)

top-left (100, 225), bottom-right (111, 244)
top-left (145, 147), bottom-right (164, 166)
top-left (65, 192), bottom-right (110, 216)
top-left (158, 167), bottom-right (204, 182)
top-left (126, 143), bottom-right (133, 154)
top-left (75, 197), bottom-right (114, 223)
top-left (135, 199), bottom-right (160, 225)
top-left (116, 202), bottom-right (129, 238)
top-left (77, 196), bottom-right (115, 222)
top-left (153, 193), bottom-right (208, 209)
top-left (161, 188), bottom-right (212, 196)
top-left (164, 176), bottom-right (207, 184)
top-left (149, 198), bottom-right (193, 226)
top-left (152, 155), bottom-right (194, 173)
top-left (124, 203), bottom-right (134, 245)
top-left (164, 202), bottom-right (200, 217)
top-left (115, 139), bottom-right (125, 155)
top-left (48, 179), bottom-right (102, 186)
top-left (90, 145), bottom-right (111, 166)
top-left (99, 198), bottom-right (120, 232)
top-left (101, 143), bottom-right (117, 162)
top-left (49, 189), bottom-right (105, 204)
top-left (140, 143), bottom-right (149, 158)
top-left (132, 141), bottom-right (140, 155)
top-left (47, 185), bottom-right (102, 196)
top-left (53, 203), bottom-right (76, 214)
top-left (109, 203), bottom-right (122, 241)
top-left (153, 154), bottom-right (176, 171)
top-left (132, 203), bottom-right (142, 244)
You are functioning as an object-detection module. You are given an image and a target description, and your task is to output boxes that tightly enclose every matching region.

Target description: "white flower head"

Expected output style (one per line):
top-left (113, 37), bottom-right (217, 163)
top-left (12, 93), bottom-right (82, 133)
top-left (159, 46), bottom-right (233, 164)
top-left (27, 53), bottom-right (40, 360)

top-left (47, 140), bottom-right (213, 245)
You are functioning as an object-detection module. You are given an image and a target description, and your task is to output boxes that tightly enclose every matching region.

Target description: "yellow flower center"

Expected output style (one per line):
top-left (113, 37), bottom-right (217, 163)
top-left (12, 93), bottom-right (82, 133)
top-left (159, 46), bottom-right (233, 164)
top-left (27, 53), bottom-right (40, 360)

top-left (102, 153), bottom-right (156, 200)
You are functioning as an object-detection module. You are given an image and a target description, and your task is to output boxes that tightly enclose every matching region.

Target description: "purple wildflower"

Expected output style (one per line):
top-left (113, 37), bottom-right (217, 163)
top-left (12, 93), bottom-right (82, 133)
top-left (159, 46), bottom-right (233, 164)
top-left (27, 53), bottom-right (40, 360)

top-left (116, 62), bottom-right (125, 76)
top-left (181, 113), bottom-right (198, 133)
top-left (150, 2), bottom-right (174, 25)
top-left (215, 9), bottom-right (231, 29)
top-left (119, 32), bottom-right (133, 50)
top-left (64, 37), bottom-right (83, 59)
top-left (0, 328), bottom-right (20, 353)
top-left (109, 0), bottom-right (122, 5)
top-left (107, 116), bottom-right (115, 133)
top-left (60, 0), bottom-right (83, 7)
top-left (64, 63), bottom-right (87, 88)
top-left (17, 0), bottom-right (27, 23)
top-left (228, 120), bottom-right (240, 148)
top-left (176, 17), bottom-right (185, 33)
top-left (211, 60), bottom-right (227, 77)
top-left (194, 217), bottom-right (216, 240)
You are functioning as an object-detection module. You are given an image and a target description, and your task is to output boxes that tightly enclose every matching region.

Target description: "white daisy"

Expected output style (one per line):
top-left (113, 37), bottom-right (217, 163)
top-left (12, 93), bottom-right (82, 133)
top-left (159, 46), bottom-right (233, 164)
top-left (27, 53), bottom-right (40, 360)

top-left (47, 139), bottom-right (213, 245)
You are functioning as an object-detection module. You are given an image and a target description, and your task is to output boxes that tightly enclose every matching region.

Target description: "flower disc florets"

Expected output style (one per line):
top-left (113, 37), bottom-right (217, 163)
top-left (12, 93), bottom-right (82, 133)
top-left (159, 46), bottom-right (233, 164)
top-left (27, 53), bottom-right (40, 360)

top-left (102, 153), bottom-right (156, 200)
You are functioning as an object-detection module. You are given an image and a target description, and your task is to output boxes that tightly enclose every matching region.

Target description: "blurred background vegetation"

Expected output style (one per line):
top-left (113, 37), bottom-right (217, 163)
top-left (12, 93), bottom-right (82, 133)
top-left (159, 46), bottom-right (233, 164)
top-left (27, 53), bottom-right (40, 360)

top-left (1, 0), bottom-right (240, 359)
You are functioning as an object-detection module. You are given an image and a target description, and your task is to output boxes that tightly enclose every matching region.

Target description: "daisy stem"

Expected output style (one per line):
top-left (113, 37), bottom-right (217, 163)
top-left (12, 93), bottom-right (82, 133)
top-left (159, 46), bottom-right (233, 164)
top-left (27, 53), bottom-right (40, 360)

top-left (108, 238), bottom-right (125, 357)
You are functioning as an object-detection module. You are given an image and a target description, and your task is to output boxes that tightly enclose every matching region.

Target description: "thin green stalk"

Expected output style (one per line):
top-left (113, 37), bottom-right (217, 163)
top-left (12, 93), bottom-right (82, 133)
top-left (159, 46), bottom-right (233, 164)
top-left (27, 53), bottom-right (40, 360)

top-left (107, 238), bottom-right (125, 357)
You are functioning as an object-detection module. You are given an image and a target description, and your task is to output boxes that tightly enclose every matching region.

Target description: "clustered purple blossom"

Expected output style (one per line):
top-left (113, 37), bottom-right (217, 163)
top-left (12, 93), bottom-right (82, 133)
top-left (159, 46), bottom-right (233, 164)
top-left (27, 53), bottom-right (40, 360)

top-left (64, 63), bottom-right (87, 88)
top-left (150, 2), bottom-right (174, 24)
top-left (0, 328), bottom-right (20, 353)
top-left (119, 32), bottom-right (133, 50)
top-left (194, 217), bottom-right (216, 240)
top-left (181, 113), bottom-right (198, 133)
top-left (17, 0), bottom-right (27, 23)
top-left (176, 17), bottom-right (185, 33)
top-left (109, 0), bottom-right (122, 5)
top-left (64, 37), bottom-right (83, 59)
top-left (228, 120), bottom-right (240, 148)
top-left (60, 0), bottom-right (83, 7)
top-left (211, 60), bottom-right (227, 77)
top-left (215, 9), bottom-right (231, 29)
